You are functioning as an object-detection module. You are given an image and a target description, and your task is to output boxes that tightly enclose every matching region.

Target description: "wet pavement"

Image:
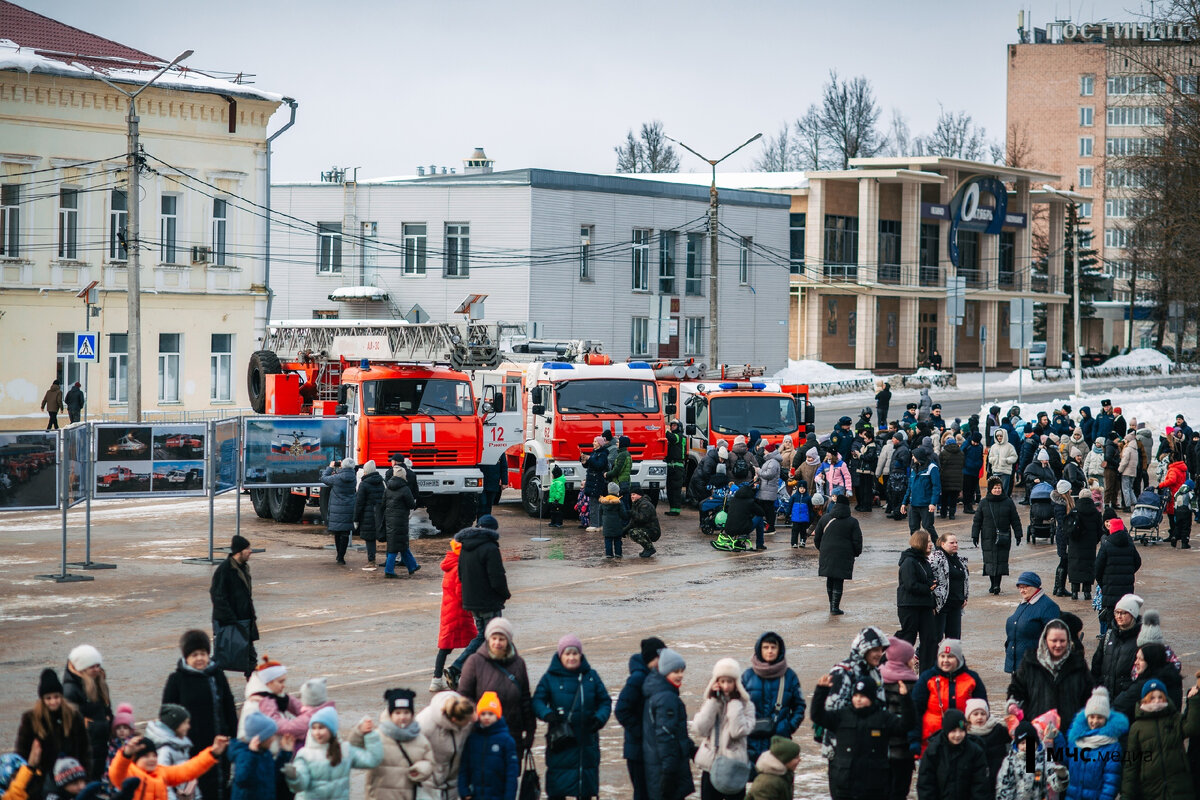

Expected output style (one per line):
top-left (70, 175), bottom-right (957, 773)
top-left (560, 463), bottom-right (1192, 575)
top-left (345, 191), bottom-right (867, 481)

top-left (2, 490), bottom-right (1198, 798)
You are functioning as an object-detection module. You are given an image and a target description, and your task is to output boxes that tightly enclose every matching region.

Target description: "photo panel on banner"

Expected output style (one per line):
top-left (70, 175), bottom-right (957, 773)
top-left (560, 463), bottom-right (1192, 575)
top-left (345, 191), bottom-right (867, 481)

top-left (64, 424), bottom-right (89, 507)
top-left (243, 416), bottom-right (350, 487)
top-left (93, 423), bottom-right (207, 497)
top-left (213, 418), bottom-right (239, 495)
top-left (0, 431), bottom-right (59, 510)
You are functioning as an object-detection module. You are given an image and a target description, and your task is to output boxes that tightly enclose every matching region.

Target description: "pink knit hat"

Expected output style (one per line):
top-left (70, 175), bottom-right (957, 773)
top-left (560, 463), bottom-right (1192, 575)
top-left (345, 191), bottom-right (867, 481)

top-left (557, 633), bottom-right (583, 657)
top-left (112, 703), bottom-right (135, 731)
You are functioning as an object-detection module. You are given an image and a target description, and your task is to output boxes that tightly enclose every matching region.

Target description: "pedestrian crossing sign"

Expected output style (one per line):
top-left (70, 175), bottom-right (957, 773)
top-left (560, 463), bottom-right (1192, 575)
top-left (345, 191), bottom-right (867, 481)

top-left (75, 332), bottom-right (98, 362)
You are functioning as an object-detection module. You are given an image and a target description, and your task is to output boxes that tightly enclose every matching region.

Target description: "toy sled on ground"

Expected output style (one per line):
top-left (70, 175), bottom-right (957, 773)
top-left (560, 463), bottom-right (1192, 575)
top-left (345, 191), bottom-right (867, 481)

top-left (1130, 488), bottom-right (1167, 545)
top-left (699, 484), bottom-right (731, 536)
top-left (1027, 482), bottom-right (1056, 544)
top-left (711, 531), bottom-right (753, 552)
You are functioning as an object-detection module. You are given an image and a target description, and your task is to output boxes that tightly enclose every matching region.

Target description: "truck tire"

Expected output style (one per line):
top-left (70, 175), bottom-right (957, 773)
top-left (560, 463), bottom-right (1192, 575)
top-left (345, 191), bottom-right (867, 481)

top-left (247, 350), bottom-right (283, 414)
top-left (250, 489), bottom-right (272, 519)
top-left (425, 494), bottom-right (477, 536)
top-left (268, 487), bottom-right (306, 523)
top-left (521, 467), bottom-right (543, 517)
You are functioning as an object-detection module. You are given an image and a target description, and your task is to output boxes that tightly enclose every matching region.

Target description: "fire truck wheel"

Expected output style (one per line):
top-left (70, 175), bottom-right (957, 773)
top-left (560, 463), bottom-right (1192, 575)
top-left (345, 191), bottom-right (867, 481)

top-left (268, 488), bottom-right (306, 523)
top-left (250, 489), bottom-right (272, 519)
top-left (247, 350), bottom-right (283, 414)
top-left (521, 467), bottom-right (543, 517)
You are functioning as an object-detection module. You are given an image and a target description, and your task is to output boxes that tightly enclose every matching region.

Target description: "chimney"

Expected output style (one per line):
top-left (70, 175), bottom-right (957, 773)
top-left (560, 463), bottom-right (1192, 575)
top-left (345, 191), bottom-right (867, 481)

top-left (416, 166), bottom-right (425, 176)
top-left (463, 147), bottom-right (494, 175)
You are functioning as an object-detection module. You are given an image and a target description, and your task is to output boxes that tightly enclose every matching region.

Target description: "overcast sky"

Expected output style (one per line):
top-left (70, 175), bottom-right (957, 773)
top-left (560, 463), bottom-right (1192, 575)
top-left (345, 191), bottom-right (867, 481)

top-left (22, 0), bottom-right (1141, 181)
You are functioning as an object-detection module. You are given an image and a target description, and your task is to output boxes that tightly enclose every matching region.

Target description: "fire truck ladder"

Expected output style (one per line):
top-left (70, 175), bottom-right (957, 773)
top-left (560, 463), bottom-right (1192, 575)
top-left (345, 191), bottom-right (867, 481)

top-left (500, 339), bottom-right (604, 363)
top-left (262, 321), bottom-right (501, 370)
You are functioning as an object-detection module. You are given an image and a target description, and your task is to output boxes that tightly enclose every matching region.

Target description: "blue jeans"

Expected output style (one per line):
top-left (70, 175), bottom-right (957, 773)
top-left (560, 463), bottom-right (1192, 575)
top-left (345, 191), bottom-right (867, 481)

top-left (605, 537), bottom-right (623, 557)
top-left (450, 610), bottom-right (501, 673)
top-left (384, 549), bottom-right (419, 575)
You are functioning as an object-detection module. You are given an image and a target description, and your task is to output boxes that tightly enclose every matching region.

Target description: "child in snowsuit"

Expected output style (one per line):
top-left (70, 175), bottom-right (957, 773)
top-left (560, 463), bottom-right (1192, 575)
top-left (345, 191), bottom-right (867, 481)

top-left (789, 480), bottom-right (813, 547)
top-left (916, 710), bottom-right (991, 800)
top-left (353, 689), bottom-right (434, 800)
top-left (600, 482), bottom-right (627, 559)
top-left (547, 465), bottom-right (565, 528)
top-left (1062, 688), bottom-right (1127, 800)
top-left (228, 712), bottom-right (293, 800)
top-left (746, 736), bottom-right (800, 800)
top-left (811, 673), bottom-right (914, 800)
top-left (457, 692), bottom-right (518, 800)
top-left (284, 707), bottom-right (383, 800)
top-left (994, 721), bottom-right (1067, 800)
top-left (108, 734), bottom-right (228, 800)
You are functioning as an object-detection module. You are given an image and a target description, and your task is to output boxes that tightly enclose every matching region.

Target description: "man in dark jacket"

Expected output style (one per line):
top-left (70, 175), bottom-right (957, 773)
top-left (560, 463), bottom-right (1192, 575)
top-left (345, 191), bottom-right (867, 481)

top-left (1003, 571), bottom-right (1060, 674)
top-left (1079, 405), bottom-right (1095, 443)
top-left (65, 381), bottom-right (85, 423)
top-left (876, 383), bottom-right (892, 427)
top-left (382, 468), bottom-right (419, 577)
top-left (1091, 593), bottom-right (1143, 698)
top-left (446, 515), bottom-right (510, 687)
top-left (321, 458), bottom-right (358, 564)
top-left (1093, 400), bottom-right (1115, 442)
top-left (851, 429), bottom-right (878, 512)
top-left (1006, 619), bottom-right (1092, 726)
top-left (855, 407), bottom-right (874, 435)
top-left (939, 438), bottom-right (965, 519)
top-left (641, 649), bottom-right (693, 800)
top-left (831, 416), bottom-right (855, 462)
top-left (210, 534), bottom-right (258, 676)
top-left (664, 419), bottom-right (685, 516)
top-left (887, 433), bottom-right (911, 519)
top-left (625, 492), bottom-right (661, 558)
top-left (615, 636), bottom-right (665, 800)
top-left (961, 433), bottom-right (984, 513)
top-left (1052, 405), bottom-right (1075, 436)
top-left (1102, 431), bottom-right (1122, 508)
top-left (902, 449), bottom-right (941, 536)
top-left (901, 402), bottom-right (918, 429)
top-left (928, 403), bottom-right (946, 432)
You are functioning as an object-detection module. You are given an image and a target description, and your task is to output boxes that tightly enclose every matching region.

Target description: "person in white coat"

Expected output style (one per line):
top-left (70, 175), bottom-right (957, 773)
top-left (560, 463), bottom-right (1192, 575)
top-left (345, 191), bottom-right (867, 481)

top-left (692, 658), bottom-right (756, 800)
top-left (415, 691), bottom-right (476, 800)
top-left (988, 429), bottom-right (1019, 495)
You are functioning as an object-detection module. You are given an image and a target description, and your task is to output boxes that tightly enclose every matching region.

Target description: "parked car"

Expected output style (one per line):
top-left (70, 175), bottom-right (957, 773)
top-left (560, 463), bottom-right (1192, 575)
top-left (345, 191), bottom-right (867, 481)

top-left (1028, 341), bottom-right (1048, 368)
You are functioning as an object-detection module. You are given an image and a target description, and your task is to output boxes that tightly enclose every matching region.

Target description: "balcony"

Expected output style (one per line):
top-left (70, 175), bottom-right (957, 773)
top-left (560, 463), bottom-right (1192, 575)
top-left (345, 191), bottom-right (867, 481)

top-left (877, 264), bottom-right (901, 284)
top-left (959, 268), bottom-right (984, 288)
top-left (919, 265), bottom-right (943, 287)
top-left (823, 263), bottom-right (859, 281)
top-left (998, 269), bottom-right (1016, 289)
top-left (1031, 274), bottom-right (1050, 293)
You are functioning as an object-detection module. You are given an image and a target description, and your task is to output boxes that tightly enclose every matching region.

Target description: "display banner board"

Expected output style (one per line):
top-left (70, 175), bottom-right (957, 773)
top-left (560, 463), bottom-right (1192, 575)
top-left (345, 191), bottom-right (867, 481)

top-left (0, 431), bottom-right (59, 510)
top-left (93, 424), bottom-right (207, 498)
top-left (64, 424), bottom-right (89, 508)
top-left (242, 417), bottom-right (350, 487)
top-left (213, 418), bottom-right (240, 495)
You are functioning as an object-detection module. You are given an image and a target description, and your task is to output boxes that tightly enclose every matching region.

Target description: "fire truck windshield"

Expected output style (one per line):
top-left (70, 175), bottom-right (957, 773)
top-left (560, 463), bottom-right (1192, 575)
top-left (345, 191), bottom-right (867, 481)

top-left (362, 379), bottom-right (474, 416)
top-left (710, 395), bottom-right (797, 435)
top-left (556, 380), bottom-right (659, 415)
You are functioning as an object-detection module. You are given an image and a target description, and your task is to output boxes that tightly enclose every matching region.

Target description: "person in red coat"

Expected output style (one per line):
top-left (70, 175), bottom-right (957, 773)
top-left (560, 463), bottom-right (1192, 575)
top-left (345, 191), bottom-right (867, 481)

top-left (1158, 453), bottom-right (1189, 540)
top-left (431, 539), bottom-right (477, 693)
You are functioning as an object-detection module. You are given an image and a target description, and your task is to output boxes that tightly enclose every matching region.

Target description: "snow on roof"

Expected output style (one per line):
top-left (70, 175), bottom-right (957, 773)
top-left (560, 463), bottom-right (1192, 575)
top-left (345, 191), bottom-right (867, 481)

top-left (0, 39), bottom-right (284, 103)
top-left (610, 171), bottom-right (810, 191)
top-left (772, 359), bottom-right (874, 384)
top-left (329, 286), bottom-right (390, 301)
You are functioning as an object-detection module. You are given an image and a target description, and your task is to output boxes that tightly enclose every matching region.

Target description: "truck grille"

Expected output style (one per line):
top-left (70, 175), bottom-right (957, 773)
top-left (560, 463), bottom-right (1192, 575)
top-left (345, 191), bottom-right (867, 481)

top-left (409, 446), bottom-right (470, 466)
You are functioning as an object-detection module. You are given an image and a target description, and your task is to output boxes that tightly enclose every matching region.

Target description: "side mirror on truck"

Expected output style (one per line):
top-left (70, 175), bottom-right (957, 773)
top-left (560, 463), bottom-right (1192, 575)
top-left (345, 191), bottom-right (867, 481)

top-left (531, 386), bottom-right (545, 416)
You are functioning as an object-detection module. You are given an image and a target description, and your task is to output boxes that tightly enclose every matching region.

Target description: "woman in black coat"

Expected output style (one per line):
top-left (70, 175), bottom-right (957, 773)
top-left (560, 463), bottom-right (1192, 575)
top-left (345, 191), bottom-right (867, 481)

top-left (1112, 642), bottom-right (1184, 718)
top-left (382, 471), bottom-right (418, 576)
top-left (814, 494), bottom-right (863, 616)
top-left (897, 530), bottom-right (940, 672)
top-left (162, 630), bottom-right (238, 800)
top-left (1094, 519), bottom-right (1142, 625)
top-left (972, 476), bottom-right (1024, 595)
top-left (353, 460), bottom-right (386, 565)
top-left (582, 441), bottom-right (608, 531)
top-left (938, 438), bottom-right (965, 519)
top-left (1068, 490), bottom-right (1103, 599)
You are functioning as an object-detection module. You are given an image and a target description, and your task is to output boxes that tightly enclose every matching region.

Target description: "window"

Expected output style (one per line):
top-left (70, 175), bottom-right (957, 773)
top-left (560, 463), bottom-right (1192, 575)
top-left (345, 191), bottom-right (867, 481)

top-left (1078, 167), bottom-right (1093, 188)
top-left (158, 333), bottom-right (181, 403)
top-left (631, 228), bottom-right (650, 290)
top-left (212, 198), bottom-right (228, 266)
top-left (684, 317), bottom-right (704, 355)
top-left (210, 333), bottom-right (233, 401)
top-left (313, 309), bottom-right (339, 319)
top-left (317, 222), bottom-right (342, 273)
top-left (58, 188), bottom-right (79, 259)
top-left (108, 189), bottom-right (127, 261)
top-left (1080, 106), bottom-right (1094, 126)
top-left (658, 231), bottom-right (676, 293)
top-left (919, 223), bottom-right (940, 285)
top-left (441, 223), bottom-right (469, 277)
top-left (1107, 75), bottom-right (1165, 95)
top-left (685, 233), bottom-right (703, 295)
top-left (1107, 106), bottom-right (1164, 126)
top-left (878, 219), bottom-right (901, 282)
top-left (1179, 75), bottom-right (1199, 95)
top-left (789, 213), bottom-right (806, 273)
top-left (957, 230), bottom-right (981, 286)
top-left (403, 223), bottom-right (427, 275)
top-left (823, 215), bottom-right (858, 278)
top-left (160, 195), bottom-right (178, 263)
top-left (1080, 74), bottom-right (1095, 96)
top-left (739, 237), bottom-right (751, 284)
top-left (1106, 198), bottom-right (1130, 218)
top-left (1078, 201), bottom-right (1093, 219)
top-left (1106, 137), bottom-right (1158, 156)
top-left (630, 317), bottom-right (650, 356)
top-left (579, 225), bottom-right (593, 280)
top-left (108, 333), bottom-right (128, 404)
top-left (1105, 227), bottom-right (1130, 249)
top-left (1, 184), bottom-right (19, 257)
top-left (1079, 137), bottom-right (1094, 157)
top-left (999, 231), bottom-right (1015, 287)
top-left (1106, 168), bottom-right (1149, 188)
top-left (56, 332), bottom-right (80, 388)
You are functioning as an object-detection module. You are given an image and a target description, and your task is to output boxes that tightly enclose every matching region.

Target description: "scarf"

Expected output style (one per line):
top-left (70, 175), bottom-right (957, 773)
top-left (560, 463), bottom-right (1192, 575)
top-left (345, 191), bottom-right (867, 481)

top-left (379, 716), bottom-right (422, 743)
top-left (967, 715), bottom-right (1002, 736)
top-left (1141, 699), bottom-right (1168, 713)
top-left (750, 654), bottom-right (788, 681)
top-left (1075, 732), bottom-right (1118, 749)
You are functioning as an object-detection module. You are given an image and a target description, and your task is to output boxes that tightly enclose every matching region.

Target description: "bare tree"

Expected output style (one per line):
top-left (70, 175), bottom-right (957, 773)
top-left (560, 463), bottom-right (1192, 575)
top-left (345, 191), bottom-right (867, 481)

top-left (881, 109), bottom-right (915, 157)
top-left (919, 105), bottom-right (990, 160)
top-left (753, 123), bottom-right (795, 171)
top-left (1003, 122), bottom-right (1037, 169)
top-left (818, 70), bottom-right (886, 168)
top-left (614, 129), bottom-right (643, 173)
top-left (614, 121), bottom-right (680, 173)
top-left (792, 104), bottom-right (828, 170)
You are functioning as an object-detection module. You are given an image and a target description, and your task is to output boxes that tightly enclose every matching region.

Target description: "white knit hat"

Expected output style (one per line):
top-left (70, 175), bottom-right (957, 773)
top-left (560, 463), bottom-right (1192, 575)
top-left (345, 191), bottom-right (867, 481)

top-left (711, 657), bottom-right (741, 680)
top-left (1056, 480), bottom-right (1072, 494)
top-left (1084, 687), bottom-right (1111, 719)
top-left (68, 644), bottom-right (102, 671)
top-left (341, 456), bottom-right (356, 469)
top-left (1115, 593), bottom-right (1144, 618)
top-left (361, 459), bottom-right (377, 475)
top-left (1137, 610), bottom-right (1163, 647)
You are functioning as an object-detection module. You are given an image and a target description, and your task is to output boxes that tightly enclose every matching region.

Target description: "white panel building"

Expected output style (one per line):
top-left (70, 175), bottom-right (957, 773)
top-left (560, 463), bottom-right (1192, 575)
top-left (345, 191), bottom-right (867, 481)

top-left (269, 165), bottom-right (792, 369)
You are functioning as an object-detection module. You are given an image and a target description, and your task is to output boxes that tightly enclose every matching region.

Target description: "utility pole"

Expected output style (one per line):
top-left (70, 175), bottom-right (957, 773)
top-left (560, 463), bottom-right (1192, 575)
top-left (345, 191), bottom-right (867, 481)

top-left (1071, 219), bottom-right (1082, 400)
top-left (87, 50), bottom-right (192, 421)
top-left (665, 132), bottom-right (761, 372)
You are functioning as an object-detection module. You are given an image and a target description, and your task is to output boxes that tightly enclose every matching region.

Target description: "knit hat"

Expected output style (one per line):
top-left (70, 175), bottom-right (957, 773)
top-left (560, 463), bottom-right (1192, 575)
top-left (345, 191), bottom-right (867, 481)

top-left (607, 482), bottom-right (620, 495)
top-left (38, 667), bottom-right (63, 697)
top-left (1078, 488), bottom-right (1092, 500)
top-left (1013, 720), bottom-right (1038, 743)
top-left (764, 442), bottom-right (776, 453)
top-left (112, 703), bottom-right (135, 731)
top-left (301, 677), bottom-right (328, 707)
top-left (477, 691), bottom-right (502, 716)
top-left (987, 476), bottom-right (1003, 491)
top-left (964, 698), bottom-right (990, 719)
top-left (938, 639), bottom-right (965, 669)
top-left (309, 706), bottom-right (339, 736)
top-left (341, 456), bottom-right (356, 469)
top-left (1115, 593), bottom-right (1144, 618)
top-left (1107, 517), bottom-right (1126, 533)
top-left (640, 637), bottom-right (666, 665)
top-left (68, 644), bottom-right (102, 671)
top-left (1137, 610), bottom-right (1163, 647)
top-left (477, 514), bottom-right (499, 530)
top-left (179, 629), bottom-right (211, 658)
top-left (851, 676), bottom-right (878, 699)
top-left (1141, 678), bottom-right (1168, 699)
top-left (361, 459), bottom-right (377, 475)
top-left (1016, 571), bottom-right (1042, 588)
top-left (734, 435), bottom-right (746, 446)
top-left (1060, 612), bottom-right (1085, 644)
top-left (243, 711), bottom-right (277, 742)
top-left (657, 648), bottom-right (686, 675)
top-left (711, 658), bottom-right (741, 680)
top-left (1037, 450), bottom-right (1050, 462)
top-left (1056, 480), bottom-right (1072, 494)
top-left (384, 688), bottom-right (416, 713)
top-left (557, 634), bottom-right (583, 658)
top-left (835, 493), bottom-right (850, 504)
top-left (254, 655), bottom-right (287, 685)
top-left (941, 709), bottom-right (967, 733)
top-left (768, 735), bottom-right (801, 763)
top-left (159, 703), bottom-right (190, 732)
top-left (485, 616), bottom-right (515, 643)
top-left (885, 636), bottom-right (915, 668)
top-left (230, 534), bottom-right (251, 555)
top-left (130, 738), bottom-right (157, 762)
top-left (52, 756), bottom-right (86, 789)
top-left (1085, 687), bottom-right (1111, 719)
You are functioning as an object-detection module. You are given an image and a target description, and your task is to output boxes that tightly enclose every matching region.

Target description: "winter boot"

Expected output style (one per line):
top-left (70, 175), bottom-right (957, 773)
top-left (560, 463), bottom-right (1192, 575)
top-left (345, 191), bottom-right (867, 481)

top-left (1071, 582), bottom-right (1080, 601)
top-left (830, 589), bottom-right (845, 616)
top-left (1084, 583), bottom-right (1092, 601)
top-left (1053, 566), bottom-right (1069, 598)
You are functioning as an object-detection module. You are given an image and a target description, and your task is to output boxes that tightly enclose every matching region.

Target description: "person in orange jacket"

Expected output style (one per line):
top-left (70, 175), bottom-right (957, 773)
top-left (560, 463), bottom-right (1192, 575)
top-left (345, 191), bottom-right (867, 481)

top-left (3, 739), bottom-right (141, 800)
top-left (108, 733), bottom-right (228, 800)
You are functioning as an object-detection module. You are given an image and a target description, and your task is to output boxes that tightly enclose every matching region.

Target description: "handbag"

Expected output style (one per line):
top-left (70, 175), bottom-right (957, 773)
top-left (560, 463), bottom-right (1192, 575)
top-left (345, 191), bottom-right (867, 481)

top-left (989, 503), bottom-right (1011, 548)
top-left (517, 751), bottom-right (540, 800)
top-left (546, 719), bottom-right (577, 753)
top-left (213, 619), bottom-right (252, 673)
top-left (708, 708), bottom-right (752, 795)
top-left (751, 677), bottom-right (786, 736)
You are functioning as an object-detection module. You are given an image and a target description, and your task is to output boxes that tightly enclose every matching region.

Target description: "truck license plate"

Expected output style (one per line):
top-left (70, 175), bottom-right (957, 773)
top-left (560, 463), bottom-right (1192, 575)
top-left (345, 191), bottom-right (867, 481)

top-left (418, 479), bottom-right (438, 488)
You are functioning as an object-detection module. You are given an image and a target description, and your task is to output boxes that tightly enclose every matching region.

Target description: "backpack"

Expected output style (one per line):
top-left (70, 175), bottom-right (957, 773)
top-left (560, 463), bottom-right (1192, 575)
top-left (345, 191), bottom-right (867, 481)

top-left (731, 455), bottom-right (750, 481)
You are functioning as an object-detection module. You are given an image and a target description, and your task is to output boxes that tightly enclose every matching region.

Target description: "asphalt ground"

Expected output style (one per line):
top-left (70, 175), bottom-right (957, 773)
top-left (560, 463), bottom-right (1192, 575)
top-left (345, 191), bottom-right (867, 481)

top-left (1, 489), bottom-right (1197, 799)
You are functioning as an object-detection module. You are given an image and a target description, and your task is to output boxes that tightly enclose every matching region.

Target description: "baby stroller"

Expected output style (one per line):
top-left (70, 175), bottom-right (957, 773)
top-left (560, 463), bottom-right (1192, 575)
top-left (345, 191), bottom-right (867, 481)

top-left (1130, 487), bottom-right (1168, 545)
top-left (1027, 482), bottom-right (1056, 544)
top-left (699, 484), bottom-right (731, 536)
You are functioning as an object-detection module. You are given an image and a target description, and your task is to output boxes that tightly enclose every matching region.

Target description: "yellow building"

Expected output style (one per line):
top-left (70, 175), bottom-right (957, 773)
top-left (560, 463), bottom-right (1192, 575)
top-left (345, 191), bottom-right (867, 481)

top-left (0, 1), bottom-right (292, 428)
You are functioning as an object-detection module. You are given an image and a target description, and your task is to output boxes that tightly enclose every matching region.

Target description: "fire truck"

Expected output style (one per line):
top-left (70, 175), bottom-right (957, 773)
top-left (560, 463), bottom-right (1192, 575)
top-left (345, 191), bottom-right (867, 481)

top-left (245, 320), bottom-right (520, 534)
top-left (472, 340), bottom-right (674, 516)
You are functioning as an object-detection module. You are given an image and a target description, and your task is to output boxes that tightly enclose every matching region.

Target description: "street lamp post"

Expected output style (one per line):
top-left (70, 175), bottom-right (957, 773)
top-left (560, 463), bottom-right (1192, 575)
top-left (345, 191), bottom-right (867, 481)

top-left (1043, 186), bottom-right (1084, 401)
top-left (664, 133), bottom-right (761, 373)
top-left (86, 50), bottom-right (193, 422)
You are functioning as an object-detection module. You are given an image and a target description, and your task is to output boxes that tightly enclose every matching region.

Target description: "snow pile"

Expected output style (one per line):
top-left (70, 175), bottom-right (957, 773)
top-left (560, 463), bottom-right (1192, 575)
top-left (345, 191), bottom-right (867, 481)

top-left (1100, 348), bottom-right (1171, 373)
top-left (772, 360), bottom-right (874, 385)
top-left (979, 386), bottom-right (1200, 436)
